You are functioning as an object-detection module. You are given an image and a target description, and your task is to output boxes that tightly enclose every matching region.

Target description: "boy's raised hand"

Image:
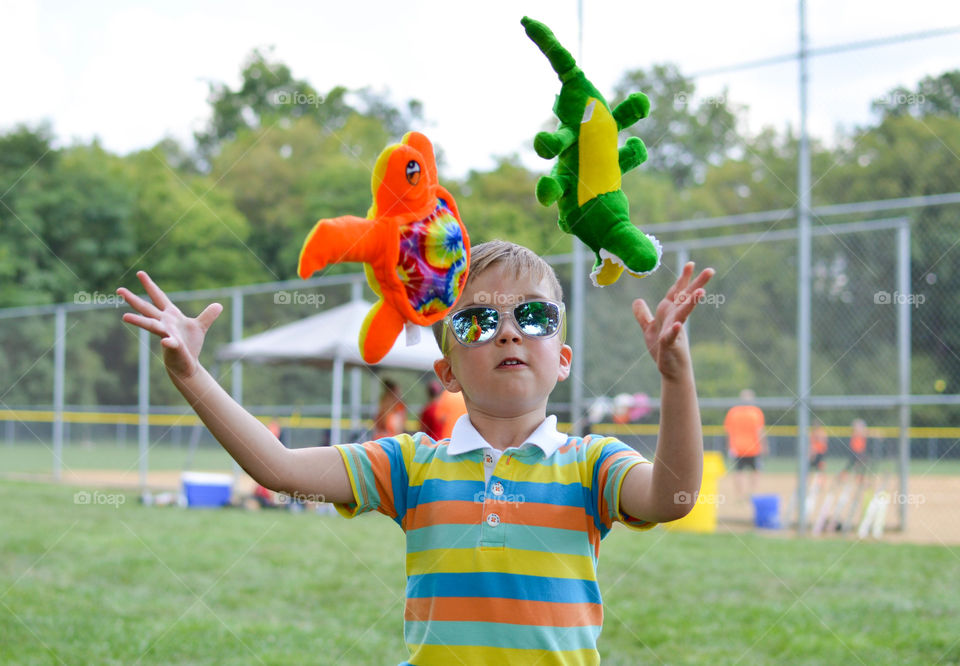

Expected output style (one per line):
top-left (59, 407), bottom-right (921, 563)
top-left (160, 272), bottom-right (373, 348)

top-left (116, 271), bottom-right (223, 381)
top-left (633, 262), bottom-right (714, 382)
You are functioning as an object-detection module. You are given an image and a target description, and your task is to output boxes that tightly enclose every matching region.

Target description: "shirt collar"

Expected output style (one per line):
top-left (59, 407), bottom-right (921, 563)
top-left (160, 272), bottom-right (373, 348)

top-left (447, 414), bottom-right (569, 458)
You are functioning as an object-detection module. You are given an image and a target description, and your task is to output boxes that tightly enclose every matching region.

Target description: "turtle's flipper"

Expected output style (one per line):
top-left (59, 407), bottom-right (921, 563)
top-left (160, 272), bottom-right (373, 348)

top-left (359, 299), bottom-right (405, 364)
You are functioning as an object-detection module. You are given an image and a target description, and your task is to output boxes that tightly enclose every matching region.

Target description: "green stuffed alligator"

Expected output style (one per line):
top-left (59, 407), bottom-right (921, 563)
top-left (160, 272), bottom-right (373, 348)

top-left (522, 16), bottom-right (662, 286)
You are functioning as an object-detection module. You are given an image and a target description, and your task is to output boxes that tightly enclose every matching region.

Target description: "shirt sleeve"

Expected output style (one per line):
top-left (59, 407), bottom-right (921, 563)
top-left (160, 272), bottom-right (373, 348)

top-left (587, 436), bottom-right (657, 533)
top-left (333, 434), bottom-right (414, 525)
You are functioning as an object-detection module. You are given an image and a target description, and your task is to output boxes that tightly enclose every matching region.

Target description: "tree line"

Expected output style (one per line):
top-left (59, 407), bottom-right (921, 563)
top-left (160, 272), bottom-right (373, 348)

top-left (1, 49), bottom-right (958, 424)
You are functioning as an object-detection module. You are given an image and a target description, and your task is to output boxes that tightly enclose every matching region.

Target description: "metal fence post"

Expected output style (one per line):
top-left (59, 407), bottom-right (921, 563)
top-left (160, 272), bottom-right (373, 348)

top-left (53, 307), bottom-right (65, 481)
top-left (795, 0), bottom-right (812, 531)
top-left (138, 326), bottom-right (150, 492)
top-left (897, 220), bottom-right (912, 529)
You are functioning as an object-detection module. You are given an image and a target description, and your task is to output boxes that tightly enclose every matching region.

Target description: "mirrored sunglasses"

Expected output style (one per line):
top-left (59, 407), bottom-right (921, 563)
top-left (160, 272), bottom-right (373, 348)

top-left (442, 300), bottom-right (566, 349)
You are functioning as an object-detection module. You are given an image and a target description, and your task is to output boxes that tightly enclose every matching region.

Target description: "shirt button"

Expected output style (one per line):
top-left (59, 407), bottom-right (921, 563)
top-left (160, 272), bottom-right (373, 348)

top-left (486, 513), bottom-right (501, 527)
top-left (491, 481), bottom-right (504, 496)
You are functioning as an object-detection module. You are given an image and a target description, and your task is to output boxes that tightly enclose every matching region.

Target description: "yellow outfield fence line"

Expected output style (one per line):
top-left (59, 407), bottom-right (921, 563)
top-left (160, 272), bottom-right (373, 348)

top-left (2, 409), bottom-right (960, 440)
top-left (573, 423), bottom-right (960, 438)
top-left (0, 409), bottom-right (369, 430)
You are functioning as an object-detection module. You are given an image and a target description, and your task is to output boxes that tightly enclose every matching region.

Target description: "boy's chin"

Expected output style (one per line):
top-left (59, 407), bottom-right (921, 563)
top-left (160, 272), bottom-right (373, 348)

top-left (477, 394), bottom-right (550, 417)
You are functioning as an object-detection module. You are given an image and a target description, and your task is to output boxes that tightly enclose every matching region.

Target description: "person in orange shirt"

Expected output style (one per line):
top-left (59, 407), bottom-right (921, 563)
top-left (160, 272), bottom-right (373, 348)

top-left (435, 388), bottom-right (467, 440)
top-left (374, 379), bottom-right (407, 439)
top-left (419, 380), bottom-right (467, 441)
top-left (809, 422), bottom-right (828, 471)
top-left (842, 418), bottom-right (869, 479)
top-left (724, 389), bottom-right (767, 500)
top-left (418, 381), bottom-right (445, 440)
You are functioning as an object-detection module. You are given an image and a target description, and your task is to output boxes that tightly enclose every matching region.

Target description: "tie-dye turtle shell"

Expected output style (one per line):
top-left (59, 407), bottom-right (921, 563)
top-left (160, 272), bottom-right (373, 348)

top-left (396, 199), bottom-right (468, 318)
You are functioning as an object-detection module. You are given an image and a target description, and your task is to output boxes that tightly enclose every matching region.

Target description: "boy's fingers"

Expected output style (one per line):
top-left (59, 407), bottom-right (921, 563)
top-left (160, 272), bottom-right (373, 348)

top-left (121, 312), bottom-right (168, 337)
top-left (675, 261), bottom-right (694, 292)
top-left (676, 288), bottom-right (703, 320)
top-left (665, 262), bottom-right (694, 302)
top-left (632, 298), bottom-right (654, 328)
top-left (116, 287), bottom-right (162, 319)
top-left (196, 303), bottom-right (223, 332)
top-left (672, 265), bottom-right (713, 305)
top-left (161, 336), bottom-right (181, 350)
top-left (662, 321), bottom-right (683, 348)
top-left (136, 270), bottom-right (173, 310)
top-left (688, 268), bottom-right (715, 293)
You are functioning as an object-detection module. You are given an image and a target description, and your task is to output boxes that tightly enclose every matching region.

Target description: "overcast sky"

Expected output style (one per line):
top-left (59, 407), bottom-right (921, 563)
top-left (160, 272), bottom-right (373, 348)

top-left (2, 0), bottom-right (958, 177)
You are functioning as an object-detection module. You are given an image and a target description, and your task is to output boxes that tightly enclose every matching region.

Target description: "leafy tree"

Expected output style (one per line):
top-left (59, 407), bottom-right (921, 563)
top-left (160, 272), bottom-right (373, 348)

top-left (194, 48), bottom-right (424, 168)
top-left (872, 70), bottom-right (960, 119)
top-left (0, 124), bottom-right (59, 306)
top-left (209, 113), bottom-right (388, 281)
top-left (690, 341), bottom-right (754, 398)
top-left (824, 110), bottom-right (960, 419)
top-left (0, 122), bottom-right (56, 175)
top-left (352, 87), bottom-right (425, 139)
top-left (1, 142), bottom-right (137, 306)
top-left (122, 144), bottom-right (266, 291)
top-left (451, 156), bottom-right (567, 256)
top-left (194, 47), bottom-right (352, 164)
top-left (0, 315), bottom-right (55, 405)
top-left (613, 63), bottom-right (744, 188)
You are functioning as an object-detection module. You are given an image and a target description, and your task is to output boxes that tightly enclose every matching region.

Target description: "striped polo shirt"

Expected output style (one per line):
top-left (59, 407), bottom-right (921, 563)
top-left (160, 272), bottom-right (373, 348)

top-left (334, 414), bottom-right (655, 665)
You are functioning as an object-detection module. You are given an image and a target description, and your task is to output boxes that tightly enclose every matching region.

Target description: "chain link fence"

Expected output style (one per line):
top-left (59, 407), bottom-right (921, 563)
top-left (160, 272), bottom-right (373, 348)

top-left (2, 198), bottom-right (959, 532)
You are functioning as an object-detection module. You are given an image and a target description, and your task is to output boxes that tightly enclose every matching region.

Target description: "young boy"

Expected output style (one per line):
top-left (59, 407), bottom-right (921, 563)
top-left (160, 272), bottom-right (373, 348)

top-left (117, 239), bottom-right (713, 665)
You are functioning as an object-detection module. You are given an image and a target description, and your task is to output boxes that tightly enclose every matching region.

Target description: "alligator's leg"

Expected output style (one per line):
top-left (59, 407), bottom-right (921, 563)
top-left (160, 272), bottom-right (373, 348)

top-left (534, 126), bottom-right (577, 159)
top-left (618, 136), bottom-right (648, 176)
top-left (613, 92), bottom-right (651, 130)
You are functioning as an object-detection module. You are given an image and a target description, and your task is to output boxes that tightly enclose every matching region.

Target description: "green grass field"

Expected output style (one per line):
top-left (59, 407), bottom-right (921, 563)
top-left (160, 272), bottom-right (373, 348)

top-left (5, 442), bottom-right (960, 477)
top-left (1, 443), bottom-right (236, 475)
top-left (1, 480), bottom-right (957, 664)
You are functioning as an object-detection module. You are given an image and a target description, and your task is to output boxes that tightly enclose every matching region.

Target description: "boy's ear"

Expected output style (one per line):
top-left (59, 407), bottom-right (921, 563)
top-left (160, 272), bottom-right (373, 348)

top-left (557, 344), bottom-right (573, 382)
top-left (433, 357), bottom-right (462, 393)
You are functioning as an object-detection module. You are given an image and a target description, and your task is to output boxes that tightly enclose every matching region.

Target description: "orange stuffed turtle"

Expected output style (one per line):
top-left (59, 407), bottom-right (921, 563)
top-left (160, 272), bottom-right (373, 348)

top-left (298, 131), bottom-right (470, 364)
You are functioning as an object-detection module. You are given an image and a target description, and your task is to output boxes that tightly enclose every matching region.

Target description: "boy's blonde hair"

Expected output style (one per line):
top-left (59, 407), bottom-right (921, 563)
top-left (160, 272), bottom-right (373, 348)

top-left (432, 239), bottom-right (564, 349)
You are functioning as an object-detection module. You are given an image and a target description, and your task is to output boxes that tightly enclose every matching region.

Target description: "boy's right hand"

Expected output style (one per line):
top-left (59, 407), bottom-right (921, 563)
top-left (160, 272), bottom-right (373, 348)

top-left (117, 271), bottom-right (223, 381)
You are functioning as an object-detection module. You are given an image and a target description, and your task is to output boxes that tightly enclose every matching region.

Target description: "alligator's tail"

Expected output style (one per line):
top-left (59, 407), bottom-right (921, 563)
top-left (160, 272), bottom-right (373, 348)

top-left (521, 16), bottom-right (577, 79)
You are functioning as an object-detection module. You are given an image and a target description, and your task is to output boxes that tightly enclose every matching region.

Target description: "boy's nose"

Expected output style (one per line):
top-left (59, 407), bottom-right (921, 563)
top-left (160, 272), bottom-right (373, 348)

top-left (497, 316), bottom-right (523, 344)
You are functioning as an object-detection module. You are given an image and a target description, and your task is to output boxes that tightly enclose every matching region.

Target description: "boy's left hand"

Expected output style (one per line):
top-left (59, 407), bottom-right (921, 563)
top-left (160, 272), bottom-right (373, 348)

top-left (633, 262), bottom-right (715, 382)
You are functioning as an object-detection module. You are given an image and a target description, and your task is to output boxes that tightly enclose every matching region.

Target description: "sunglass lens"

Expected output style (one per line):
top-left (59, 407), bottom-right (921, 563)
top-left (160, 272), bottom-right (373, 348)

top-left (515, 302), bottom-right (560, 337)
top-left (452, 307), bottom-right (499, 344)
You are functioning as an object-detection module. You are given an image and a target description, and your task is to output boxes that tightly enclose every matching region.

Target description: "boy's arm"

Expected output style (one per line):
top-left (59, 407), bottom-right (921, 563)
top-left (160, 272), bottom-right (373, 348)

top-left (117, 271), bottom-right (353, 503)
top-left (620, 262), bottom-right (713, 523)
top-left (169, 366), bottom-right (353, 502)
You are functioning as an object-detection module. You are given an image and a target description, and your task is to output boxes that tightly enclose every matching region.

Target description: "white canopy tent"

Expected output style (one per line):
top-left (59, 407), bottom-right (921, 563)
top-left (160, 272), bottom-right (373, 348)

top-left (216, 299), bottom-right (442, 444)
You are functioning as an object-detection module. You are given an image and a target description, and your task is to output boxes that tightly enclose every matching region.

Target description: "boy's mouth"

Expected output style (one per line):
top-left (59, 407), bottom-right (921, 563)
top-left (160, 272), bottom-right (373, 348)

top-left (497, 357), bottom-right (526, 368)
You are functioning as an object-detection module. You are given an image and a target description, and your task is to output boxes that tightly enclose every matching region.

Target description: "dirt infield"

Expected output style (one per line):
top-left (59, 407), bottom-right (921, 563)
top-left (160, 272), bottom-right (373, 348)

top-left (6, 468), bottom-right (959, 545)
top-left (714, 472), bottom-right (960, 546)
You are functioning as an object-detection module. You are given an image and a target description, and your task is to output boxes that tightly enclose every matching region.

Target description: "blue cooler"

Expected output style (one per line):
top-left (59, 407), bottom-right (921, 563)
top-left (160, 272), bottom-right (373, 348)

top-left (182, 472), bottom-right (233, 508)
top-left (752, 494), bottom-right (781, 529)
